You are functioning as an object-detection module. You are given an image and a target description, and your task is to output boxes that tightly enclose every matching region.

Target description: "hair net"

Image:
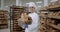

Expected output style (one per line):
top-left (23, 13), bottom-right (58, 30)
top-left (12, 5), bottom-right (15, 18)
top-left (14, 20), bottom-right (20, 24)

top-left (29, 2), bottom-right (36, 8)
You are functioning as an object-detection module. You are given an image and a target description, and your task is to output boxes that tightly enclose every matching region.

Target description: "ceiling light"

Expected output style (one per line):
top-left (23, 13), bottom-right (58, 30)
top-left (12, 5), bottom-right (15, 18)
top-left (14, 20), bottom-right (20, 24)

top-left (26, 3), bottom-right (29, 4)
top-left (38, 6), bottom-right (41, 7)
top-left (51, 0), bottom-right (58, 2)
top-left (36, 1), bottom-right (42, 3)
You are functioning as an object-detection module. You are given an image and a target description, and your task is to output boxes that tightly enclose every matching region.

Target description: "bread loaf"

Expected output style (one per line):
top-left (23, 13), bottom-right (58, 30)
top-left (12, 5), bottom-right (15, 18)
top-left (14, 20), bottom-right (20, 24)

top-left (18, 12), bottom-right (32, 25)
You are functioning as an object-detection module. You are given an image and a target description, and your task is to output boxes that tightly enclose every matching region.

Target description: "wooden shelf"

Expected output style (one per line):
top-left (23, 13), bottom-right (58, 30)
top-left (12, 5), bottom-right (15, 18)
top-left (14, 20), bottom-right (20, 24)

top-left (40, 14), bottom-right (60, 19)
top-left (40, 4), bottom-right (60, 11)
top-left (39, 2), bottom-right (60, 32)
top-left (0, 10), bottom-right (8, 29)
top-left (47, 4), bottom-right (60, 9)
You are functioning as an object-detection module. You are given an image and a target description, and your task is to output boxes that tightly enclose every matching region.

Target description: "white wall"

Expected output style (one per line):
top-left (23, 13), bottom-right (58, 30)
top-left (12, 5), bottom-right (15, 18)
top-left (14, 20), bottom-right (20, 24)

top-left (0, 0), bottom-right (1, 7)
top-left (0, 0), bottom-right (16, 10)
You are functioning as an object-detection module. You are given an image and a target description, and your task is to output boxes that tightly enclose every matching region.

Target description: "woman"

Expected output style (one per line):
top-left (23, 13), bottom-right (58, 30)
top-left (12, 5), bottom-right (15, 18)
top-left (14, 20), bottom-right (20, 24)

top-left (25, 2), bottom-right (39, 32)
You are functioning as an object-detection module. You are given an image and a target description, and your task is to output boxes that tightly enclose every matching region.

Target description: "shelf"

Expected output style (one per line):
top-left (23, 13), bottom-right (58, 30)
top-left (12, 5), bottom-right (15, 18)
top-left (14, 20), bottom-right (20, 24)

top-left (40, 15), bottom-right (60, 19)
top-left (0, 22), bottom-right (8, 24)
top-left (40, 2), bottom-right (60, 32)
top-left (40, 4), bottom-right (60, 11)
top-left (0, 18), bottom-right (9, 19)
top-left (47, 4), bottom-right (60, 9)
top-left (47, 7), bottom-right (60, 11)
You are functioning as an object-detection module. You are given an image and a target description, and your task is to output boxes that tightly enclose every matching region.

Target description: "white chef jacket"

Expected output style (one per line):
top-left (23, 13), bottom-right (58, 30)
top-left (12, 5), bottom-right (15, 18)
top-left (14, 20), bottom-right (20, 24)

top-left (25, 12), bottom-right (39, 32)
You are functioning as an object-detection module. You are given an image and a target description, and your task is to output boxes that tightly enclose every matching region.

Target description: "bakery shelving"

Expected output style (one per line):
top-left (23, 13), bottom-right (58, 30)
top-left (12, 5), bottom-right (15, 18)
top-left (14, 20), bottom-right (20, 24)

top-left (39, 2), bottom-right (60, 32)
top-left (0, 10), bottom-right (9, 29)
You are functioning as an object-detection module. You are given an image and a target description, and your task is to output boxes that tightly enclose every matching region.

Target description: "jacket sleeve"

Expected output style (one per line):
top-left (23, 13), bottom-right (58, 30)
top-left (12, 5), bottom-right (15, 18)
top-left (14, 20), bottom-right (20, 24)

top-left (28, 14), bottom-right (39, 30)
top-left (17, 18), bottom-right (25, 29)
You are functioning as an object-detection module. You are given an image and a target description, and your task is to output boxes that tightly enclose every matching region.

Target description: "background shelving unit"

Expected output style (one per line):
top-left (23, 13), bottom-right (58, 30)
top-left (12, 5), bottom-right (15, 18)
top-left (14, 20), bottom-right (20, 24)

top-left (0, 10), bottom-right (9, 29)
top-left (39, 2), bottom-right (60, 32)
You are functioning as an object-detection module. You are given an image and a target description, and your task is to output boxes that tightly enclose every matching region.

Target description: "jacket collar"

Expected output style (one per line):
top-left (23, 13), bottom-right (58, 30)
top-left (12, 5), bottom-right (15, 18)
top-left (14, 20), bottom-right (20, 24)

top-left (30, 12), bottom-right (35, 14)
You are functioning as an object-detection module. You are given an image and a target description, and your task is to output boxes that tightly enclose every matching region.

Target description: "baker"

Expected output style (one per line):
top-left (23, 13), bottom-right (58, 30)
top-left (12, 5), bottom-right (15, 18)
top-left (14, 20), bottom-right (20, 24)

top-left (25, 2), bottom-right (39, 32)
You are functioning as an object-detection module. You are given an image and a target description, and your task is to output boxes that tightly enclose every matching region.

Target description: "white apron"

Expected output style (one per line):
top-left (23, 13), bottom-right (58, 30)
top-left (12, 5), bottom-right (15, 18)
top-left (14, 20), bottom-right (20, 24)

top-left (25, 12), bottom-right (39, 32)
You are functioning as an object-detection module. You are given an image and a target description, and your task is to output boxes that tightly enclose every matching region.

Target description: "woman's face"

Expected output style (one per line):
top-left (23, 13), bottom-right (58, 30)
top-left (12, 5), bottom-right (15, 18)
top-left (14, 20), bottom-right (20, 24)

top-left (29, 7), bottom-right (35, 13)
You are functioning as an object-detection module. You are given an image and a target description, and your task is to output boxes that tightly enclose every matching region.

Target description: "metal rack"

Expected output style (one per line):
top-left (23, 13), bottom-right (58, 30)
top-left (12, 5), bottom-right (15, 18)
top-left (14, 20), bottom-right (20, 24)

top-left (10, 6), bottom-right (27, 32)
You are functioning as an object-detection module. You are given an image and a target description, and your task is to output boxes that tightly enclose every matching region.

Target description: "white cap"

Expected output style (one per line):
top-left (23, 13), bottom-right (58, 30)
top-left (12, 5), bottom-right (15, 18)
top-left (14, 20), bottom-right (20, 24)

top-left (29, 2), bottom-right (36, 8)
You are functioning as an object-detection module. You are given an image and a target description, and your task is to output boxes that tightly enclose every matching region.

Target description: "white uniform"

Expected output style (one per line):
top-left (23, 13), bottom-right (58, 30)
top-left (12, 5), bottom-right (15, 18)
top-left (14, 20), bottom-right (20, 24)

top-left (25, 12), bottom-right (39, 32)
